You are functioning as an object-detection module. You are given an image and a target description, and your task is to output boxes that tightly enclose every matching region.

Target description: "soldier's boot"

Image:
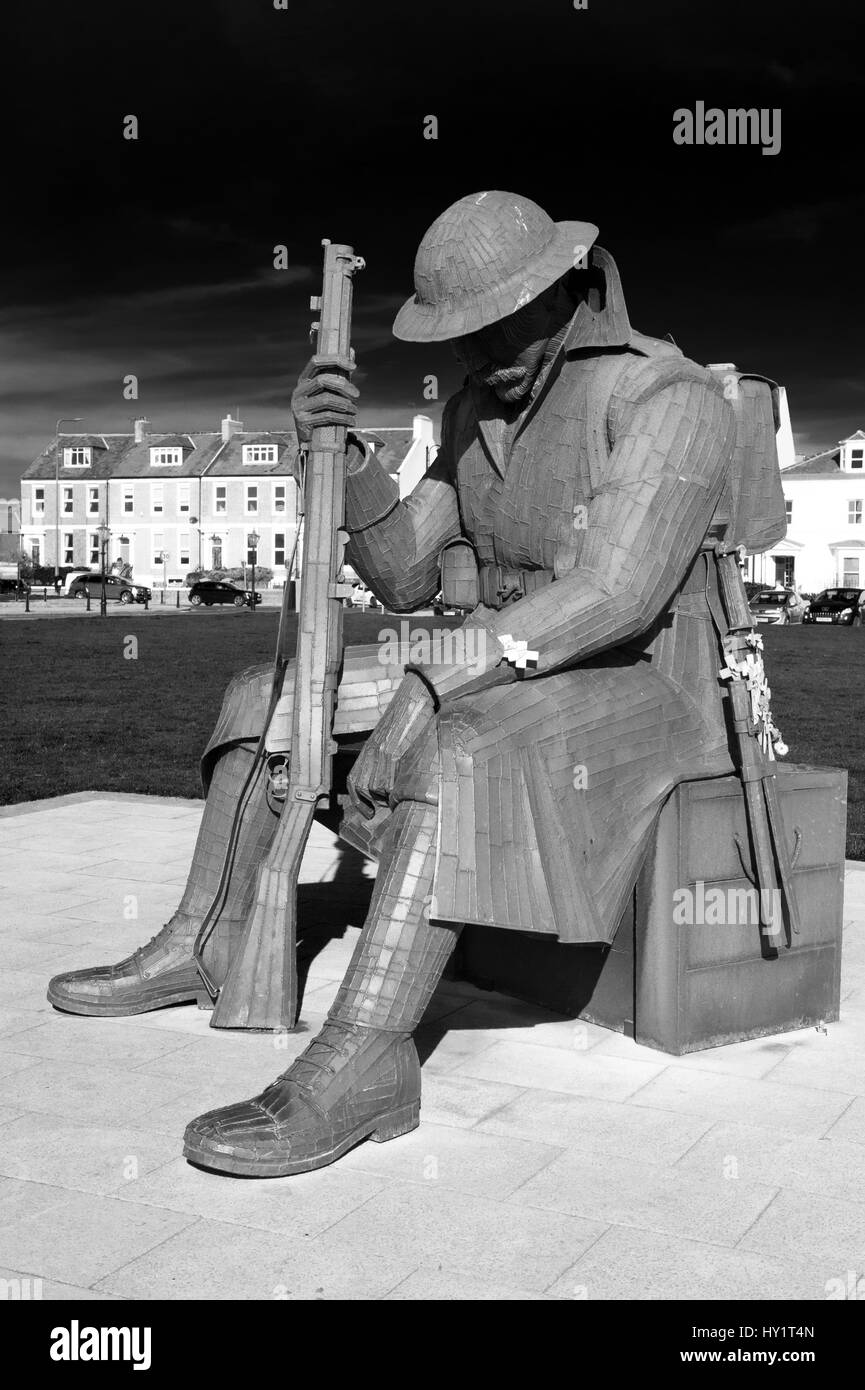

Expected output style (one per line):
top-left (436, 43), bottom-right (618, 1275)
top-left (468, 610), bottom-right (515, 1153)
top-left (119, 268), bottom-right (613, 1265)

top-left (183, 802), bottom-right (459, 1177)
top-left (47, 743), bottom-right (280, 1018)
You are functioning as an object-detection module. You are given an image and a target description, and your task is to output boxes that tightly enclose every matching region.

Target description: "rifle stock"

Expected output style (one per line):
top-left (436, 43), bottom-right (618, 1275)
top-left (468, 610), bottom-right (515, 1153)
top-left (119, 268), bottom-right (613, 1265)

top-left (714, 546), bottom-right (802, 954)
top-left (209, 240), bottom-right (364, 1030)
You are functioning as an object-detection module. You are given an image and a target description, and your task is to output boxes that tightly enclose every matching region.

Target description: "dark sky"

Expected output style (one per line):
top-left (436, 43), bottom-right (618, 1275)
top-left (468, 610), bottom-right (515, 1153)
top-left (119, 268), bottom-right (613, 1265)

top-left (1, 0), bottom-right (862, 494)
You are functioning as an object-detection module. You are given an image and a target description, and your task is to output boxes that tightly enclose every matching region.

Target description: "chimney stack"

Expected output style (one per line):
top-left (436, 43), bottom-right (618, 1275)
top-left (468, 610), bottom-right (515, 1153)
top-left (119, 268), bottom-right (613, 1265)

top-left (221, 413), bottom-right (244, 442)
top-left (412, 414), bottom-right (435, 445)
top-left (133, 417), bottom-right (150, 443)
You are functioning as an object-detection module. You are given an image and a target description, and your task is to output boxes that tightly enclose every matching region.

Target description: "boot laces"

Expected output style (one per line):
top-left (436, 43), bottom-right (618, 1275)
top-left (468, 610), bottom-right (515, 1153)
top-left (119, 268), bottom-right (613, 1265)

top-left (130, 915), bottom-right (193, 962)
top-left (280, 1023), bottom-right (357, 1092)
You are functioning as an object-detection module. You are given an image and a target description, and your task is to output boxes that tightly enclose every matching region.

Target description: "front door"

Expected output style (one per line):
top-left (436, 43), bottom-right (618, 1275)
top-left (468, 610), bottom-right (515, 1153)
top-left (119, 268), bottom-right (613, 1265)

top-left (774, 555), bottom-right (794, 586)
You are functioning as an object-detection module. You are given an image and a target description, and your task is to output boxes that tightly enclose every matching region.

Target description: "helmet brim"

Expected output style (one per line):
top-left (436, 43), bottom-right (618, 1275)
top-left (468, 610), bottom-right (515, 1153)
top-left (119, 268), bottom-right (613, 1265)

top-left (392, 219), bottom-right (598, 343)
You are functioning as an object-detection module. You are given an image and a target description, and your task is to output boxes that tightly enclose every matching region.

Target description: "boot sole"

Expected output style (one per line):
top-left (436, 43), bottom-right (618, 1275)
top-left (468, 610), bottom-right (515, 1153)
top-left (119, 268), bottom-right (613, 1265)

top-left (183, 1100), bottom-right (420, 1178)
top-left (47, 983), bottom-right (213, 1017)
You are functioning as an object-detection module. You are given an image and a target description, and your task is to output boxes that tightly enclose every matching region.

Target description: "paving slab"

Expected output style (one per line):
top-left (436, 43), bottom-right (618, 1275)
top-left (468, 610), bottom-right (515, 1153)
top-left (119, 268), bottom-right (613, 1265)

top-left (94, 1216), bottom-right (417, 1301)
top-left (478, 1088), bottom-right (715, 1166)
top-left (0, 1192), bottom-right (196, 1286)
top-left (738, 1188), bottom-right (865, 1273)
top-left (672, 1120), bottom-right (865, 1204)
top-left (0, 1112), bottom-right (182, 1196)
top-left (546, 1225), bottom-right (829, 1301)
top-left (507, 1146), bottom-right (778, 1246)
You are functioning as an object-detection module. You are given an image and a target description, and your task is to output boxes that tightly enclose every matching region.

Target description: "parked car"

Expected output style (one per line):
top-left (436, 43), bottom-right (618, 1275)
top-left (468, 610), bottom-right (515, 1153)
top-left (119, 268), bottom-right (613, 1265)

top-left (0, 577), bottom-right (29, 600)
top-left (748, 587), bottom-right (807, 625)
top-left (802, 587), bottom-right (865, 625)
top-left (348, 582), bottom-right (380, 611)
top-left (188, 580), bottom-right (261, 609)
top-left (69, 573), bottom-right (151, 604)
top-left (62, 568), bottom-right (91, 595)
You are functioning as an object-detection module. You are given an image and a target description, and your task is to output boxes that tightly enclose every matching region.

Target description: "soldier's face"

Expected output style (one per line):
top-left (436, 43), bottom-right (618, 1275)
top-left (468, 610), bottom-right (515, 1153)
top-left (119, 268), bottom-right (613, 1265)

top-left (450, 281), bottom-right (571, 403)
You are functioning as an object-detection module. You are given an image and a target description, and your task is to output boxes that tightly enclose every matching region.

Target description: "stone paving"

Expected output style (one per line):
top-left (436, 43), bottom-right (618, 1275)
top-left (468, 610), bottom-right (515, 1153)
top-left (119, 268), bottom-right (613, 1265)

top-left (0, 792), bottom-right (863, 1301)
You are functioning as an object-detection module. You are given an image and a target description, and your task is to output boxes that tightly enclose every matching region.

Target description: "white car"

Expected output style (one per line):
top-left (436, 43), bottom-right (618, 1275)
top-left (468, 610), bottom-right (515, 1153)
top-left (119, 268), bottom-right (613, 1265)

top-left (349, 582), bottom-right (380, 611)
top-left (62, 568), bottom-right (90, 595)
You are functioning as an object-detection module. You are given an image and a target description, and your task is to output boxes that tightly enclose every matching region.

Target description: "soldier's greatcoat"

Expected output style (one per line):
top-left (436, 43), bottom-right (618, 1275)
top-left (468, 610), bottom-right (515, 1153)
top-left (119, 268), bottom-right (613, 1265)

top-left (204, 250), bottom-right (786, 947)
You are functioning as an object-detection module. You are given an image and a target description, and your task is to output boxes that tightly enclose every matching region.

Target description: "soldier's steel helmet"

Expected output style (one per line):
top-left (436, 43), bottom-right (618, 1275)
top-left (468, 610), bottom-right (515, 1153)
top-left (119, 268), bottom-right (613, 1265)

top-left (393, 191), bottom-right (598, 343)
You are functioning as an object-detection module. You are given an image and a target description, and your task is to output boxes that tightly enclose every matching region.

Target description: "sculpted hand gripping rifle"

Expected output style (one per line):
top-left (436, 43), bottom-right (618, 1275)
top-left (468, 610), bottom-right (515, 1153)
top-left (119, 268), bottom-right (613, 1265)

top-left (193, 239), bottom-right (364, 1029)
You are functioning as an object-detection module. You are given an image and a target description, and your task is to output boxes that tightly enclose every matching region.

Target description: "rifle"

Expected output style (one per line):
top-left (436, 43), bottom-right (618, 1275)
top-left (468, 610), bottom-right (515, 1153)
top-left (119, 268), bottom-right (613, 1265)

top-left (714, 544), bottom-right (802, 954)
top-left (194, 239), bottom-right (364, 1030)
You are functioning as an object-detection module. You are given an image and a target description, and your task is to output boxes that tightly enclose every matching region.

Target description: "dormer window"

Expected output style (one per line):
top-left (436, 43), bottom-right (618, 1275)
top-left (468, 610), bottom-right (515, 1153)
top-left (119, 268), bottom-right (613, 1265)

top-left (150, 446), bottom-right (183, 467)
top-left (840, 434), bottom-right (865, 470)
top-left (242, 444), bottom-right (278, 466)
top-left (64, 446), bottom-right (91, 468)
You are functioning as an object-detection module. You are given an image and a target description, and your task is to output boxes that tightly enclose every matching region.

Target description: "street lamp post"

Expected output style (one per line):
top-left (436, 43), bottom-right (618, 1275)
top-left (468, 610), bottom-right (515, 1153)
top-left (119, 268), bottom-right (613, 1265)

top-left (54, 416), bottom-right (83, 582)
top-left (97, 522), bottom-right (110, 617)
top-left (161, 550), bottom-right (169, 595)
top-left (248, 529), bottom-right (260, 613)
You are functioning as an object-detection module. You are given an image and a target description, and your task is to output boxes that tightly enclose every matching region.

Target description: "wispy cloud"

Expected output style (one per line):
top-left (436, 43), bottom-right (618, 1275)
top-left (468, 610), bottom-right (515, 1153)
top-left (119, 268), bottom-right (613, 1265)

top-left (0, 272), bottom-right (430, 492)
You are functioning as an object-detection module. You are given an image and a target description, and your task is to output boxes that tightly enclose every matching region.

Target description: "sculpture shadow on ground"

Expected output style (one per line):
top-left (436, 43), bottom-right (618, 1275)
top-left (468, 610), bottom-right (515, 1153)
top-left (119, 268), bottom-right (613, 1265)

top-left (293, 838), bottom-right (588, 1062)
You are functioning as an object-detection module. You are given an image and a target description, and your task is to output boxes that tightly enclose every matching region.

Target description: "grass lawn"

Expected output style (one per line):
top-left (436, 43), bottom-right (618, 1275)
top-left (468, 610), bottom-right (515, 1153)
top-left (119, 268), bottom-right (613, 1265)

top-left (2, 614), bottom-right (863, 857)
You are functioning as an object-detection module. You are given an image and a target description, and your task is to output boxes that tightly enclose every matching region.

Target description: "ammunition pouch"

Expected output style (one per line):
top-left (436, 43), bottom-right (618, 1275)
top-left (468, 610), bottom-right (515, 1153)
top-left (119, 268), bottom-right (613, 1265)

top-left (440, 539), bottom-right (554, 612)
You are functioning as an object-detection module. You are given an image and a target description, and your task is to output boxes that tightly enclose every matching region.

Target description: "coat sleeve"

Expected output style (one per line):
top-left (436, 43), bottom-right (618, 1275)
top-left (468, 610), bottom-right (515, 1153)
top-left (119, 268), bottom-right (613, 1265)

top-left (411, 365), bottom-right (737, 702)
top-left (343, 399), bottom-right (463, 613)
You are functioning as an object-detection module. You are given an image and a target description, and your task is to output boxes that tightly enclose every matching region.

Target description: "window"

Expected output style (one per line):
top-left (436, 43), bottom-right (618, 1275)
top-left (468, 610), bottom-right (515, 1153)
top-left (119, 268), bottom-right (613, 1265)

top-left (179, 532), bottom-right (190, 566)
top-left (88, 486), bottom-right (100, 516)
top-left (151, 483), bottom-right (164, 515)
top-left (153, 532), bottom-right (164, 565)
top-left (274, 484), bottom-right (286, 515)
top-left (274, 533), bottom-right (285, 566)
top-left (785, 499), bottom-right (792, 524)
top-left (63, 487), bottom-right (73, 515)
top-left (63, 533), bottom-right (74, 564)
top-left (215, 485), bottom-right (226, 515)
top-left (123, 486), bottom-right (134, 514)
top-left (851, 449), bottom-right (864, 470)
top-left (242, 444), bottom-right (278, 466)
top-left (245, 485), bottom-right (258, 515)
top-left (843, 557), bottom-right (860, 586)
top-left (89, 533), bottom-right (100, 566)
top-left (149, 446), bottom-right (183, 467)
top-left (849, 500), bottom-right (863, 525)
top-left (247, 533), bottom-right (259, 565)
top-left (34, 488), bottom-right (45, 516)
top-left (63, 446), bottom-right (91, 468)
top-left (211, 540), bottom-right (223, 569)
top-left (179, 481), bottom-right (190, 514)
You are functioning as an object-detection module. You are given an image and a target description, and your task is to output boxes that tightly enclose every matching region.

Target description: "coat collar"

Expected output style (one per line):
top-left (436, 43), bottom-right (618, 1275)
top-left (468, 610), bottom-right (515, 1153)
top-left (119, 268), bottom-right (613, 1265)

top-left (561, 246), bottom-right (634, 354)
top-left (469, 246), bottom-right (640, 478)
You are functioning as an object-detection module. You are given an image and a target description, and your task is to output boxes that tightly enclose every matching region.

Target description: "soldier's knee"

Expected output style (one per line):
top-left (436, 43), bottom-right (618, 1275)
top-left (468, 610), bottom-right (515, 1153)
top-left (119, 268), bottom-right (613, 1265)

top-left (201, 661), bottom-right (293, 793)
top-left (221, 661), bottom-right (275, 712)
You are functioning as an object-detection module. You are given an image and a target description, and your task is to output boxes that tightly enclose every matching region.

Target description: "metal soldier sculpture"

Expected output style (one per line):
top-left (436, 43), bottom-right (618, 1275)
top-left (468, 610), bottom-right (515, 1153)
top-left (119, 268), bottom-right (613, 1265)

top-left (48, 191), bottom-right (790, 1177)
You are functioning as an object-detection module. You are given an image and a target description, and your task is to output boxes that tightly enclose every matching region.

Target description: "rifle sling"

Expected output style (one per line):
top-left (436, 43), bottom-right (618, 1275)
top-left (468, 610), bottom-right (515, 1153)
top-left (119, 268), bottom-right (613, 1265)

top-left (703, 550), bottom-right (798, 949)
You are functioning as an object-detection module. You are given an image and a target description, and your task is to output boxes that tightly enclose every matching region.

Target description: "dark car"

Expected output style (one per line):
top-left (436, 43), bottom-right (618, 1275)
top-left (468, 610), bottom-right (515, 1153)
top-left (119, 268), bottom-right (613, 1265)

top-left (748, 587), bottom-right (806, 625)
top-left (0, 577), bottom-right (29, 600)
top-left (802, 587), bottom-right (865, 625)
top-left (188, 580), bottom-right (261, 609)
top-left (69, 573), bottom-right (150, 604)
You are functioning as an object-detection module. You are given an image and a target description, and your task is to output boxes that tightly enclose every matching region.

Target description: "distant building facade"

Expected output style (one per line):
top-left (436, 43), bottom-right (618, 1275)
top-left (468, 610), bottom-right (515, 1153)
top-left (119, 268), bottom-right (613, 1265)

top-left (19, 413), bottom-right (437, 585)
top-left (768, 430), bottom-right (865, 593)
